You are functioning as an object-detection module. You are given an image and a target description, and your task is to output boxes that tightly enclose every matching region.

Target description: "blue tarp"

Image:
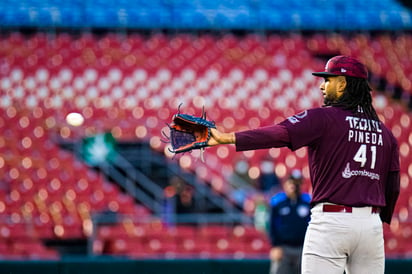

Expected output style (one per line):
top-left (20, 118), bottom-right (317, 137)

top-left (0, 0), bottom-right (411, 30)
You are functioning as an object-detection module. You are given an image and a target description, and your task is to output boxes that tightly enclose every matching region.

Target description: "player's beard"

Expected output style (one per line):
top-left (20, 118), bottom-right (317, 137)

top-left (323, 96), bottom-right (336, 106)
top-left (323, 92), bottom-right (341, 106)
top-left (323, 97), bottom-right (332, 106)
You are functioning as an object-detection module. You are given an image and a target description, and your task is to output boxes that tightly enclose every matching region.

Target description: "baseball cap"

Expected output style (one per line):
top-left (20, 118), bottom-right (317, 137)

top-left (312, 55), bottom-right (368, 79)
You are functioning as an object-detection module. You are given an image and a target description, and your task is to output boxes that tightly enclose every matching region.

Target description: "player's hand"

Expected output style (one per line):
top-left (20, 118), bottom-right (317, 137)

top-left (208, 128), bottom-right (236, 146)
top-left (270, 247), bottom-right (283, 261)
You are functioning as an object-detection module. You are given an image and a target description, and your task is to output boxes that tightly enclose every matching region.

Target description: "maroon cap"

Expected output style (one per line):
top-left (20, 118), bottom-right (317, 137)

top-left (312, 55), bottom-right (368, 79)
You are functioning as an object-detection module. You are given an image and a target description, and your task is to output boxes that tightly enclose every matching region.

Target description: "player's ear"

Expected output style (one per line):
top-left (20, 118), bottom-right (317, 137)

top-left (337, 76), bottom-right (347, 94)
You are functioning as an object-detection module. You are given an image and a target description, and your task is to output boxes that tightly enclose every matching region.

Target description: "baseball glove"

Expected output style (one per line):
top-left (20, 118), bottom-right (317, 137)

top-left (163, 106), bottom-right (216, 155)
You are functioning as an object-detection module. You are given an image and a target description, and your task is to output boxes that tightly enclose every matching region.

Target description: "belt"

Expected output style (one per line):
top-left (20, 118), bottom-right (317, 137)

top-left (322, 204), bottom-right (380, 214)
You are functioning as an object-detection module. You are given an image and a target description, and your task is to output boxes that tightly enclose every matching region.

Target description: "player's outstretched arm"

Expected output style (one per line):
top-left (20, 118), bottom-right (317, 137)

top-left (208, 128), bottom-right (236, 146)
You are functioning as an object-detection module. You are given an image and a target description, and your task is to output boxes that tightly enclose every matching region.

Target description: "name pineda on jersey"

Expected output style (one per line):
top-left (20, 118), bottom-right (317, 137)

top-left (345, 116), bottom-right (383, 146)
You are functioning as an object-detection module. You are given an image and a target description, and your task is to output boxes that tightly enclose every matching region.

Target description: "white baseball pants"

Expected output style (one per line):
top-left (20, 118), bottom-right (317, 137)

top-left (301, 203), bottom-right (384, 274)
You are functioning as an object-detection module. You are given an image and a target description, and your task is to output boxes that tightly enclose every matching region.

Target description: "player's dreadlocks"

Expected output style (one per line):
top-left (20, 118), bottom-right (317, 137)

top-left (331, 76), bottom-right (380, 123)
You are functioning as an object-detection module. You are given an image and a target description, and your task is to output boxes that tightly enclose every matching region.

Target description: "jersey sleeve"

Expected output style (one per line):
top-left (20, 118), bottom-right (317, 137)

top-left (279, 109), bottom-right (326, 151)
top-left (301, 193), bottom-right (312, 203)
top-left (380, 170), bottom-right (400, 224)
top-left (269, 193), bottom-right (286, 246)
top-left (380, 136), bottom-right (400, 224)
top-left (270, 192), bottom-right (287, 206)
top-left (390, 135), bottom-right (400, 172)
top-left (235, 124), bottom-right (290, 151)
top-left (235, 108), bottom-right (327, 152)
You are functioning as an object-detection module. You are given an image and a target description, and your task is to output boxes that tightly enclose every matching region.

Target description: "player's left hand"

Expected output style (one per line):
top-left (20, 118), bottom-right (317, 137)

top-left (208, 128), bottom-right (236, 146)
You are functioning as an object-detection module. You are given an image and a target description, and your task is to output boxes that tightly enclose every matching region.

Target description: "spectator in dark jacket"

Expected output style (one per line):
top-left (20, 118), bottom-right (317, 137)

top-left (269, 170), bottom-right (311, 274)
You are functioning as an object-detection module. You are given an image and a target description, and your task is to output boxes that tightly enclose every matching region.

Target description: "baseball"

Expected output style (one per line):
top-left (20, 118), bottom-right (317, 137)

top-left (65, 112), bottom-right (84, 126)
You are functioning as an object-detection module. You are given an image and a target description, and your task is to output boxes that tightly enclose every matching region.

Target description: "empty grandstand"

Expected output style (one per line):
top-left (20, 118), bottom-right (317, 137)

top-left (0, 0), bottom-right (412, 273)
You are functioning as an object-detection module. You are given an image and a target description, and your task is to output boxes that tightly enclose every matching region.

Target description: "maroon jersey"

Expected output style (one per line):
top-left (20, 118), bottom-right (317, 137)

top-left (236, 106), bottom-right (399, 208)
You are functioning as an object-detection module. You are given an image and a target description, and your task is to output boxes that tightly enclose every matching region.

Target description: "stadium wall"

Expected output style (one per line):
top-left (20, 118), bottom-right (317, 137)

top-left (0, 258), bottom-right (411, 274)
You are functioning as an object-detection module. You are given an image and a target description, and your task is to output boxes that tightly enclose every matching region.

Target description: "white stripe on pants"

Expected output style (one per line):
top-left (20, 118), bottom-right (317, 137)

top-left (301, 203), bottom-right (384, 274)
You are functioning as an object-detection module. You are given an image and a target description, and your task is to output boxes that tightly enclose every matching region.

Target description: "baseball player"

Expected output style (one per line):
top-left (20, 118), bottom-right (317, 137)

top-left (269, 170), bottom-right (311, 274)
top-left (208, 55), bottom-right (400, 274)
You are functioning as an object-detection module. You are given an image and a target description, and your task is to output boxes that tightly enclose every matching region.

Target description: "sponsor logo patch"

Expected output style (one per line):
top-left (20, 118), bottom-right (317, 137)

top-left (342, 163), bottom-right (380, 180)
